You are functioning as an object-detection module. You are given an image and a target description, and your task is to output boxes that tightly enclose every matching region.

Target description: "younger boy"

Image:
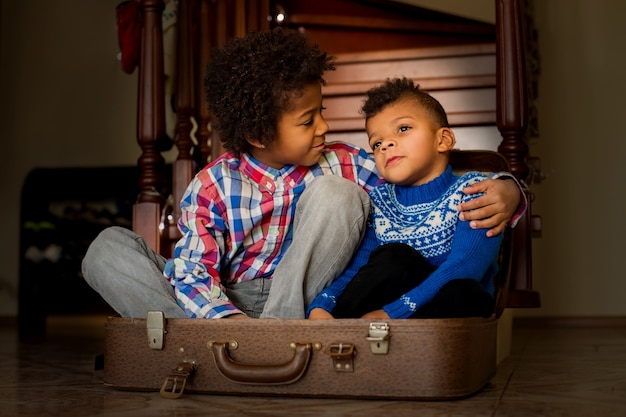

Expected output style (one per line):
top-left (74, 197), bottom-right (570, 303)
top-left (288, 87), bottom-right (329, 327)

top-left (308, 78), bottom-right (504, 320)
top-left (83, 30), bottom-right (523, 320)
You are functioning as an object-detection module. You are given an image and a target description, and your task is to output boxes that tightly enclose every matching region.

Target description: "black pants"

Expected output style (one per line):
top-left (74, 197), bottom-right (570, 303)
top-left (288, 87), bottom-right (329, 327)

top-left (333, 243), bottom-right (494, 319)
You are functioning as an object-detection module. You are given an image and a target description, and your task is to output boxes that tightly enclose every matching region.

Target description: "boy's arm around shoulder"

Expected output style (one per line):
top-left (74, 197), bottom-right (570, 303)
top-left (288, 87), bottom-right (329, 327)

top-left (458, 172), bottom-right (527, 237)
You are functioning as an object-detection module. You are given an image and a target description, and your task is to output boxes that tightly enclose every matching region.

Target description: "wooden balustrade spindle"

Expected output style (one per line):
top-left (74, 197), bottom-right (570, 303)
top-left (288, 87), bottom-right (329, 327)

top-left (195, 0), bottom-right (214, 165)
top-left (174, 0), bottom-right (195, 163)
top-left (136, 0), bottom-right (167, 204)
top-left (133, 0), bottom-right (167, 253)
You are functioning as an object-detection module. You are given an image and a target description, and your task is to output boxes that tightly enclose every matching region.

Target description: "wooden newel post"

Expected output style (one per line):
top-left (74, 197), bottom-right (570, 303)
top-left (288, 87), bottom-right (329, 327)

top-left (496, 0), bottom-right (529, 180)
top-left (496, 0), bottom-right (540, 308)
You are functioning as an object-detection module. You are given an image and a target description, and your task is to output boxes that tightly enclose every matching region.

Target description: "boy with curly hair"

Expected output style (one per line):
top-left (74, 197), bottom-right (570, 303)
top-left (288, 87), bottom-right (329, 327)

top-left (308, 78), bottom-right (504, 320)
top-left (83, 29), bottom-right (523, 319)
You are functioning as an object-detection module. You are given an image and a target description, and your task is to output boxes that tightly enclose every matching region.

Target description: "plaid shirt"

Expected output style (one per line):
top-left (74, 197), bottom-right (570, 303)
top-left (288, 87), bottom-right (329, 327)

top-left (163, 142), bottom-right (381, 318)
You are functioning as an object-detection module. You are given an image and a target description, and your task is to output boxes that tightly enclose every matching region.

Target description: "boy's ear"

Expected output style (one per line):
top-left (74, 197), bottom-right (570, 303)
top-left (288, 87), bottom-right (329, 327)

top-left (437, 127), bottom-right (456, 152)
top-left (246, 136), bottom-right (267, 150)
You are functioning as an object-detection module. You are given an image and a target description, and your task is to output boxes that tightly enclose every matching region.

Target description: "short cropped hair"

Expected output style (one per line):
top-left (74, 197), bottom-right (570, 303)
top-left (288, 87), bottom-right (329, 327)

top-left (361, 77), bottom-right (450, 128)
top-left (204, 28), bottom-right (335, 154)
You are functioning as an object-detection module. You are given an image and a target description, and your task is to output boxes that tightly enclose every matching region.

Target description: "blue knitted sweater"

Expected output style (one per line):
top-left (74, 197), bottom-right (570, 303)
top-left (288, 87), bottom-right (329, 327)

top-left (307, 165), bottom-right (503, 319)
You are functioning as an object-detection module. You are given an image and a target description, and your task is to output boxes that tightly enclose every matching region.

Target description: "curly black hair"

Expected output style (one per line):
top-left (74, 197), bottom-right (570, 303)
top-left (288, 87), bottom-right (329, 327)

top-left (204, 28), bottom-right (335, 154)
top-left (361, 77), bottom-right (450, 128)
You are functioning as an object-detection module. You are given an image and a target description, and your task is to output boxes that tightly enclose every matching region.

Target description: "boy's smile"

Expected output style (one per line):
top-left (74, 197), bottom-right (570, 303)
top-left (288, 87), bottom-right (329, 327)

top-left (249, 83), bottom-right (329, 169)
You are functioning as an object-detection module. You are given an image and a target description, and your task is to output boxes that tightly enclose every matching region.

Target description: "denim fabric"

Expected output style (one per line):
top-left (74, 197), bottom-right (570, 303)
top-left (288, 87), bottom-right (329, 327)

top-left (260, 176), bottom-right (371, 318)
top-left (81, 226), bottom-right (187, 318)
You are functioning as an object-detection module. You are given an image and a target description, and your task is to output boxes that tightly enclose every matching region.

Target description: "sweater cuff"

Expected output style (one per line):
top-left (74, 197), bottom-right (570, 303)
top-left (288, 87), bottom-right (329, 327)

top-left (305, 294), bottom-right (337, 318)
top-left (492, 171), bottom-right (528, 228)
top-left (382, 297), bottom-right (415, 319)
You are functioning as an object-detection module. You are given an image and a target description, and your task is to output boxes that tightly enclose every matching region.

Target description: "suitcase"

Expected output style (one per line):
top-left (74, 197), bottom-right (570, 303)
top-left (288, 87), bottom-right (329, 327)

top-left (103, 313), bottom-right (498, 400)
top-left (102, 150), bottom-right (512, 400)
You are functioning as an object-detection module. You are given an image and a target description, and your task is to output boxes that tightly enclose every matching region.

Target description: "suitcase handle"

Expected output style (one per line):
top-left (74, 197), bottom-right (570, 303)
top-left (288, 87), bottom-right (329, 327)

top-left (210, 341), bottom-right (312, 385)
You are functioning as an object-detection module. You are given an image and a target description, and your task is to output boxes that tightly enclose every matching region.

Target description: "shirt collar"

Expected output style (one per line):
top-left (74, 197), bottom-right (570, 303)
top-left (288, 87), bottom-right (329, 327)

top-left (240, 153), bottom-right (309, 192)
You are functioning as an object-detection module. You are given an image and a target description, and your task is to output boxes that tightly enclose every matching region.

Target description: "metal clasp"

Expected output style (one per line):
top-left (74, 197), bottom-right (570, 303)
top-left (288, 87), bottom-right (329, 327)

top-left (147, 311), bottom-right (166, 350)
top-left (324, 343), bottom-right (356, 372)
top-left (366, 322), bottom-right (391, 354)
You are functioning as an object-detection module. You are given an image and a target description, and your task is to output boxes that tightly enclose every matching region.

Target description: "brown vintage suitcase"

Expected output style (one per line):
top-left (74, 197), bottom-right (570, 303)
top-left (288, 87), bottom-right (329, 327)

top-left (103, 313), bottom-right (497, 400)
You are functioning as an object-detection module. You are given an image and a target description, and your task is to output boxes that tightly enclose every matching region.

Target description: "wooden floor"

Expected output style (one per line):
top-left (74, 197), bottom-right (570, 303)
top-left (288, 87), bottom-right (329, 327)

top-left (1, 316), bottom-right (625, 417)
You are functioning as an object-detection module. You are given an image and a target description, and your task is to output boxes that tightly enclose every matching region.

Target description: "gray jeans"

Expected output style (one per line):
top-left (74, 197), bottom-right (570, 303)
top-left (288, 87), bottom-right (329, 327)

top-left (81, 175), bottom-right (371, 319)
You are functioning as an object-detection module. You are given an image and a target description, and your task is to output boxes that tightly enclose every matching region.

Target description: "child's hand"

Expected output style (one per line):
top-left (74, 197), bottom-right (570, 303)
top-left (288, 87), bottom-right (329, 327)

top-left (308, 308), bottom-right (334, 319)
top-left (226, 313), bottom-right (250, 319)
top-left (360, 309), bottom-right (390, 319)
top-left (458, 178), bottom-right (520, 237)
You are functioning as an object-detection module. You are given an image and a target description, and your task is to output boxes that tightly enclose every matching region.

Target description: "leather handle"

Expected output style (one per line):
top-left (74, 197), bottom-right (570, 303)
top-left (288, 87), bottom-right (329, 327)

top-left (211, 342), bottom-right (312, 385)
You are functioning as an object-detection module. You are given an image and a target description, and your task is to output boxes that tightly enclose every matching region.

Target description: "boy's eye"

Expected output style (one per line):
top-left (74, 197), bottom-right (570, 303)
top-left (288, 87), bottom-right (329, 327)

top-left (303, 107), bottom-right (325, 127)
top-left (399, 125), bottom-right (411, 133)
top-left (371, 140), bottom-right (382, 150)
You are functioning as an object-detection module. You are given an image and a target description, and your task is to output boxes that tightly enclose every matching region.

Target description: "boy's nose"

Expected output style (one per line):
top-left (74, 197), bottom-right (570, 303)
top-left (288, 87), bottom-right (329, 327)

top-left (317, 118), bottom-right (329, 136)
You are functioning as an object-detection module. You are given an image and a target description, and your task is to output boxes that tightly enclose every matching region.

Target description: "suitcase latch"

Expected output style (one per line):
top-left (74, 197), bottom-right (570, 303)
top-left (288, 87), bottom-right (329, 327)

top-left (147, 310), bottom-right (166, 350)
top-left (366, 322), bottom-right (391, 354)
top-left (160, 361), bottom-right (197, 399)
top-left (324, 343), bottom-right (356, 372)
